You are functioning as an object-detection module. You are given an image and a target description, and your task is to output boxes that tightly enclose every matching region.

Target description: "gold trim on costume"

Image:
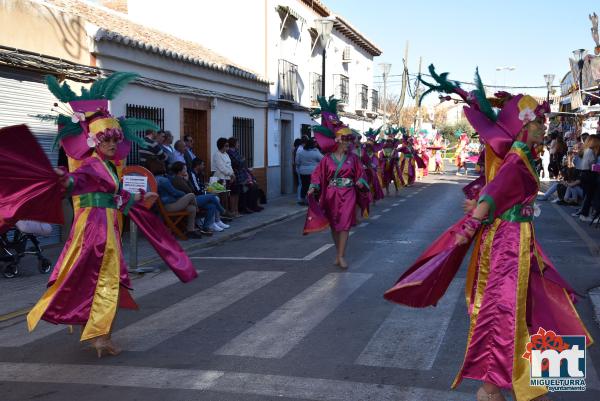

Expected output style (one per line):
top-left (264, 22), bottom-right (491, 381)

top-left (512, 223), bottom-right (547, 400)
top-left (27, 208), bottom-right (91, 331)
top-left (81, 208), bottom-right (120, 341)
top-left (89, 117), bottom-right (120, 136)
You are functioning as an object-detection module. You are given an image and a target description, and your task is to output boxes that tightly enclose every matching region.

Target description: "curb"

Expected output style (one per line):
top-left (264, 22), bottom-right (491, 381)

top-left (135, 208), bottom-right (307, 267)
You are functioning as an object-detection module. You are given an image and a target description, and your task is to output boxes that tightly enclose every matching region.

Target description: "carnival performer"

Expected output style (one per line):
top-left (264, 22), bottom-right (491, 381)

top-left (397, 132), bottom-right (417, 186)
top-left (378, 127), bottom-right (401, 195)
top-left (0, 72), bottom-right (198, 358)
top-left (384, 66), bottom-right (592, 401)
top-left (363, 128), bottom-right (385, 202)
top-left (455, 131), bottom-right (470, 175)
top-left (304, 96), bottom-right (370, 269)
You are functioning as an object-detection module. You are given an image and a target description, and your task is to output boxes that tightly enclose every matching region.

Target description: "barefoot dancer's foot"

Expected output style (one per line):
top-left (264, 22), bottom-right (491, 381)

top-left (338, 257), bottom-right (348, 269)
top-left (90, 337), bottom-right (122, 358)
top-left (476, 387), bottom-right (505, 401)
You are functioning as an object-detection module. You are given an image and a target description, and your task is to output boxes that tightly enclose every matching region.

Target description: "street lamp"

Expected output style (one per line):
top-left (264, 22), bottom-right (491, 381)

top-left (379, 62), bottom-right (391, 129)
top-left (314, 18), bottom-right (334, 98)
top-left (573, 48), bottom-right (587, 97)
top-left (543, 74), bottom-right (555, 103)
top-left (496, 66), bottom-right (516, 88)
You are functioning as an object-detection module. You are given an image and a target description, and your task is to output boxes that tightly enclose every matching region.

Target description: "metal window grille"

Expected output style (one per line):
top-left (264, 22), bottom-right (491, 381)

top-left (371, 89), bottom-right (379, 112)
top-left (333, 74), bottom-right (349, 104)
top-left (342, 46), bottom-right (352, 61)
top-left (358, 84), bottom-right (368, 109)
top-left (125, 104), bottom-right (164, 165)
top-left (233, 117), bottom-right (254, 168)
top-left (278, 59), bottom-right (299, 102)
top-left (310, 72), bottom-right (322, 104)
top-left (301, 124), bottom-right (312, 138)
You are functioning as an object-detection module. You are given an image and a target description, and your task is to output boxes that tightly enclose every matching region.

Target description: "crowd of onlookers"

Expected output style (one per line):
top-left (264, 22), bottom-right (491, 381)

top-left (141, 129), bottom-right (266, 239)
top-left (537, 129), bottom-right (600, 224)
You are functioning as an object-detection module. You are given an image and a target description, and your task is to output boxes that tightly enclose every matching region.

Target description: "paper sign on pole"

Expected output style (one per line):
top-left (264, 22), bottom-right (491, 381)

top-left (122, 175), bottom-right (148, 193)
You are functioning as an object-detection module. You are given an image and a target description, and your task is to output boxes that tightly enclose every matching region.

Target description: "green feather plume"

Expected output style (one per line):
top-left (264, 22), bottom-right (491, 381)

top-left (53, 114), bottom-right (83, 149)
top-left (100, 72), bottom-right (139, 100)
top-left (418, 64), bottom-right (462, 106)
top-left (119, 118), bottom-right (158, 148)
top-left (45, 76), bottom-right (72, 102)
top-left (473, 68), bottom-right (497, 122)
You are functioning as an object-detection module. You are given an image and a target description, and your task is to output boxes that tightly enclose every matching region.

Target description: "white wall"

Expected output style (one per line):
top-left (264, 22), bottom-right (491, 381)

top-left (95, 41), bottom-right (267, 168)
top-left (127, 0), bottom-right (266, 77)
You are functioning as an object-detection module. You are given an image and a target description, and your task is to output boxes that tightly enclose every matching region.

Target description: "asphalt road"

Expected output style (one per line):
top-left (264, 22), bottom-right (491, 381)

top-left (1, 171), bottom-right (600, 401)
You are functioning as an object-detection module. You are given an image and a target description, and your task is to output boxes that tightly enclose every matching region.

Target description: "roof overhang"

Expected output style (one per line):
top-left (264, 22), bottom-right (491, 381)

top-left (333, 15), bottom-right (382, 57)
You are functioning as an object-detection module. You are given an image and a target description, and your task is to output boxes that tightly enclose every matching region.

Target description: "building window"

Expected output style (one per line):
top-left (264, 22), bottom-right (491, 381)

top-left (357, 84), bottom-right (368, 110)
top-left (333, 74), bottom-right (349, 104)
top-left (301, 123), bottom-right (312, 138)
top-left (232, 117), bottom-right (254, 168)
top-left (310, 72), bottom-right (322, 105)
top-left (125, 104), bottom-right (165, 165)
top-left (371, 89), bottom-right (379, 112)
top-left (278, 59), bottom-right (299, 103)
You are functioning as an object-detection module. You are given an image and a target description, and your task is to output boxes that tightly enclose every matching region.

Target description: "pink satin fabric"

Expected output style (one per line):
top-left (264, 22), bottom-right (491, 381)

top-left (0, 125), bottom-right (64, 232)
top-left (306, 153), bottom-right (368, 232)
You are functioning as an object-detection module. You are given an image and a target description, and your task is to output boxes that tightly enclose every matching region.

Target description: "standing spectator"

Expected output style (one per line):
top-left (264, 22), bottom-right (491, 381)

top-left (293, 136), bottom-right (308, 203)
top-left (147, 159), bottom-right (201, 239)
top-left (183, 134), bottom-right (197, 171)
top-left (227, 137), bottom-right (262, 213)
top-left (139, 129), bottom-right (167, 167)
top-left (161, 130), bottom-right (175, 164)
top-left (295, 138), bottom-right (323, 205)
top-left (212, 137), bottom-right (238, 217)
top-left (540, 144), bottom-right (550, 181)
top-left (575, 135), bottom-right (600, 221)
top-left (169, 140), bottom-right (187, 165)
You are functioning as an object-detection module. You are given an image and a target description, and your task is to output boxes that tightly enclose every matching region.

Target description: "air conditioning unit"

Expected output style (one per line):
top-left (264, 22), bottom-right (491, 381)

top-left (342, 46), bottom-right (352, 62)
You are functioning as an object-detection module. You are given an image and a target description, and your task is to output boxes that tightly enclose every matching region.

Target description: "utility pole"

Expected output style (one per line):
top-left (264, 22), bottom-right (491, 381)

top-left (396, 41), bottom-right (409, 115)
top-left (413, 56), bottom-right (422, 131)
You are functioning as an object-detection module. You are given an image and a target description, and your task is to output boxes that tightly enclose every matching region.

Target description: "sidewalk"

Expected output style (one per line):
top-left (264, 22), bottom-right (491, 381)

top-left (0, 194), bottom-right (305, 318)
top-left (540, 180), bottom-right (600, 327)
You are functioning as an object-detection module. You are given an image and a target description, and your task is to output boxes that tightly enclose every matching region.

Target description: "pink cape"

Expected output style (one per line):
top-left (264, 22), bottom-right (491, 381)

top-left (0, 125), bottom-right (64, 233)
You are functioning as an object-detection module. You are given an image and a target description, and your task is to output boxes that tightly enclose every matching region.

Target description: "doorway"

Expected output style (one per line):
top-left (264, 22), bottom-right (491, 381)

top-left (280, 118), bottom-right (293, 194)
top-left (183, 108), bottom-right (209, 169)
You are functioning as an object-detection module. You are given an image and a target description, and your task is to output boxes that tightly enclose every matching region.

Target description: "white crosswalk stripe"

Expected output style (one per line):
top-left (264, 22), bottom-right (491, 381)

top-left (115, 271), bottom-right (284, 351)
top-left (0, 271), bottom-right (201, 347)
top-left (216, 272), bottom-right (372, 358)
top-left (0, 362), bottom-right (473, 401)
top-left (355, 280), bottom-right (463, 369)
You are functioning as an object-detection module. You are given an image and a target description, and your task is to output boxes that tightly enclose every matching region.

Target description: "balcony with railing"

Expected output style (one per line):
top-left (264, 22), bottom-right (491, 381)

top-left (310, 72), bottom-right (322, 106)
top-left (278, 59), bottom-right (299, 103)
top-left (370, 89), bottom-right (379, 112)
top-left (333, 74), bottom-right (349, 105)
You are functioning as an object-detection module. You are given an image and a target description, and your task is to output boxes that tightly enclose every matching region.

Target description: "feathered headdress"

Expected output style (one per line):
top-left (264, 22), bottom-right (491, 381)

top-left (45, 72), bottom-right (158, 161)
top-left (364, 127), bottom-right (381, 142)
top-left (418, 64), bottom-right (549, 159)
top-left (311, 95), bottom-right (353, 153)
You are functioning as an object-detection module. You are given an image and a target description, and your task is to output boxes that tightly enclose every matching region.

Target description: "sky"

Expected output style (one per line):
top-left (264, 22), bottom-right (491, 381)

top-left (325, 0), bottom-right (597, 105)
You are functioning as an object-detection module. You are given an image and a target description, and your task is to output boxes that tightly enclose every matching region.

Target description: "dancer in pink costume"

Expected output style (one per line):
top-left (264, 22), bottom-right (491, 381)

top-left (304, 96), bottom-right (370, 269)
top-left (384, 66), bottom-right (592, 401)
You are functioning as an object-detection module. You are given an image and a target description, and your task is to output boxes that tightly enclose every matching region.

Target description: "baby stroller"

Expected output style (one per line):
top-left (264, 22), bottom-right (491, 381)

top-left (0, 221), bottom-right (53, 279)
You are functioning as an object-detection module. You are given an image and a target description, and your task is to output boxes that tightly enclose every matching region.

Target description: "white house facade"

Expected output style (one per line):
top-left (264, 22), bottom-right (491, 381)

top-left (126, 0), bottom-right (383, 198)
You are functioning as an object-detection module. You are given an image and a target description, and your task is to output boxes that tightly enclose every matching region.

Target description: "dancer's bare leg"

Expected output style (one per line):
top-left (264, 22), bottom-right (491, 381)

top-left (331, 228), bottom-right (340, 265)
top-left (337, 231), bottom-right (349, 269)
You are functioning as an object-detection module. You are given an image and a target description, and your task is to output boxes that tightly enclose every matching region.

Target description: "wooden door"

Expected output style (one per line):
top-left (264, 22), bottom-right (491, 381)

top-left (183, 108), bottom-right (209, 170)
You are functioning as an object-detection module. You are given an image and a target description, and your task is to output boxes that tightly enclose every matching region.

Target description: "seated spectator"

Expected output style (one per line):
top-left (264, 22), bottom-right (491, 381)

top-left (295, 138), bottom-right (323, 205)
top-left (189, 158), bottom-right (233, 223)
top-left (184, 135), bottom-right (197, 168)
top-left (161, 130), bottom-right (175, 164)
top-left (168, 140), bottom-right (187, 166)
top-left (227, 137), bottom-right (263, 213)
top-left (171, 161), bottom-right (230, 233)
top-left (147, 159), bottom-right (201, 239)
top-left (139, 129), bottom-right (167, 168)
top-left (212, 137), bottom-right (238, 217)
